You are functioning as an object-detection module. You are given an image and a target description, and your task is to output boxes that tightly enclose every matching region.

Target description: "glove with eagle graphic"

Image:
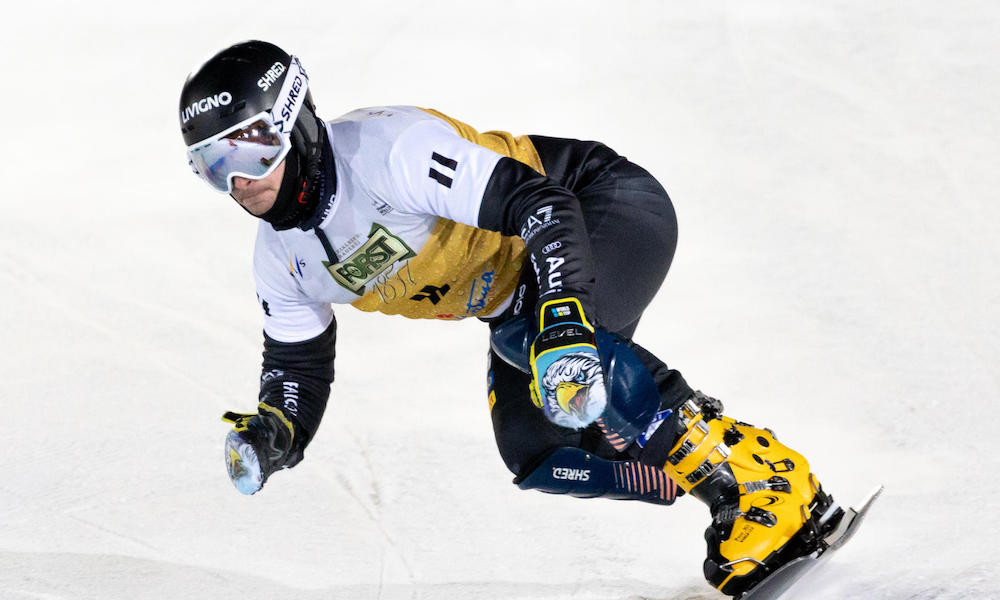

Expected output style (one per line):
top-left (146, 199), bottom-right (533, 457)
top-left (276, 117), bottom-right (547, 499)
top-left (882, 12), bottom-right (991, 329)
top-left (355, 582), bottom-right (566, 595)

top-left (529, 297), bottom-right (608, 429)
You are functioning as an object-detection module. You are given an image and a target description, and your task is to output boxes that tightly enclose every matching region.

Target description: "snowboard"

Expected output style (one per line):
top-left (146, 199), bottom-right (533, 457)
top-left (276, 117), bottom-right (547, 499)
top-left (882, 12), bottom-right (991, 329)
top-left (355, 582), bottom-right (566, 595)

top-left (738, 485), bottom-right (884, 600)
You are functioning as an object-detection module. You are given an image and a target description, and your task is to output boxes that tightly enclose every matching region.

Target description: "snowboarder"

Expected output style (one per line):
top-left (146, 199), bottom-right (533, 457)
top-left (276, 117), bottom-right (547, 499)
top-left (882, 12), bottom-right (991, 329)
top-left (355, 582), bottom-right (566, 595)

top-left (179, 40), bottom-right (843, 597)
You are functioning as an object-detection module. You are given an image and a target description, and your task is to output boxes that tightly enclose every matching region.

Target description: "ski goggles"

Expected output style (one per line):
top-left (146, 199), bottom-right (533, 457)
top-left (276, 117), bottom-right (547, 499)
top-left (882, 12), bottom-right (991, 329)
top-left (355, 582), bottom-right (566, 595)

top-left (186, 56), bottom-right (308, 193)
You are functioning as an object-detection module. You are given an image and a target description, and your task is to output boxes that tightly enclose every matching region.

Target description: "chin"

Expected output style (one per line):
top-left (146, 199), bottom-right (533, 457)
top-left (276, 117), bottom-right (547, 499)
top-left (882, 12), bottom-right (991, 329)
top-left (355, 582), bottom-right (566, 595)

top-left (252, 201), bottom-right (277, 216)
top-left (236, 191), bottom-right (276, 215)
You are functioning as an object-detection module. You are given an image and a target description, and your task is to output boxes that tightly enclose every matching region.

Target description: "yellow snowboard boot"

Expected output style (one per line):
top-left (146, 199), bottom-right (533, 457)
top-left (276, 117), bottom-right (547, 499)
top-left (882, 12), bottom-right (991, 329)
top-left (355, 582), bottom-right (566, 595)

top-left (662, 393), bottom-right (841, 597)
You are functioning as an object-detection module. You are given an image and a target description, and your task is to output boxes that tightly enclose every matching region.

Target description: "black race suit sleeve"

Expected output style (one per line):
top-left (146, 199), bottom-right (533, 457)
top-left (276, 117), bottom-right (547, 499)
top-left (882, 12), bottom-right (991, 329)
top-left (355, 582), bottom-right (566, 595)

top-left (258, 316), bottom-right (336, 450)
top-left (477, 157), bottom-right (597, 316)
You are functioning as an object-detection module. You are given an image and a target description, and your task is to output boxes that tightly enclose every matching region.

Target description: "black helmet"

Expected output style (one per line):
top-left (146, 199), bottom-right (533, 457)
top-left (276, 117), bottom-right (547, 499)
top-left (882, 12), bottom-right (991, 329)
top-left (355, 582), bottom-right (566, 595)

top-left (180, 40), bottom-right (322, 161)
top-left (179, 41), bottom-right (327, 228)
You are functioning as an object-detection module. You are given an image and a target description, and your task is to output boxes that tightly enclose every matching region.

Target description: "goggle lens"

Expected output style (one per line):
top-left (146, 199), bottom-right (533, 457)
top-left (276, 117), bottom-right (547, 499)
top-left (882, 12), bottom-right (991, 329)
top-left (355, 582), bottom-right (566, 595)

top-left (187, 117), bottom-right (289, 193)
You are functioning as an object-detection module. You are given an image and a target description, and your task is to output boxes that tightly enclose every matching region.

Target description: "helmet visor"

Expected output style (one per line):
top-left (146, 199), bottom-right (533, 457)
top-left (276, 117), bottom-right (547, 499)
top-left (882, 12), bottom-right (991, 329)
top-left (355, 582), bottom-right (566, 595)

top-left (187, 114), bottom-right (290, 193)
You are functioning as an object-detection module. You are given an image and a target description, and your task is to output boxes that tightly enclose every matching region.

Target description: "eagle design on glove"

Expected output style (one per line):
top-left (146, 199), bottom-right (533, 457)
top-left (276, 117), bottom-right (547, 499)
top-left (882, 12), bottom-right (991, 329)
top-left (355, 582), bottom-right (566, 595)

top-left (538, 351), bottom-right (608, 429)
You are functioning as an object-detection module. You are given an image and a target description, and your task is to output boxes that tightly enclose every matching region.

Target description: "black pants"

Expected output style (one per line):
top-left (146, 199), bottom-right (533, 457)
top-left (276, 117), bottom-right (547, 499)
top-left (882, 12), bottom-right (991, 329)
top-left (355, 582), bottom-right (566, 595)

top-left (488, 136), bottom-right (693, 478)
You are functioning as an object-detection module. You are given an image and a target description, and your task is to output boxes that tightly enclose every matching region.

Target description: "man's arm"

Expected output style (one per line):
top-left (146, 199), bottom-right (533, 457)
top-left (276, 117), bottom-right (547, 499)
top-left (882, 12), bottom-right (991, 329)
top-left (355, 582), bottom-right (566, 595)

top-left (476, 157), bottom-right (609, 429)
top-left (259, 316), bottom-right (337, 457)
top-left (383, 115), bottom-right (606, 429)
top-left (223, 227), bottom-right (338, 495)
top-left (476, 156), bottom-right (596, 312)
top-left (223, 318), bottom-right (336, 495)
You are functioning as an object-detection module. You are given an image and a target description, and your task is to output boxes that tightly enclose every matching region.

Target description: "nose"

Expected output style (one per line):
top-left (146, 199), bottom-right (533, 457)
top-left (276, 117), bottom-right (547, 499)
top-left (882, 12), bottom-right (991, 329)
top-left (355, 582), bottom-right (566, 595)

top-left (232, 176), bottom-right (252, 190)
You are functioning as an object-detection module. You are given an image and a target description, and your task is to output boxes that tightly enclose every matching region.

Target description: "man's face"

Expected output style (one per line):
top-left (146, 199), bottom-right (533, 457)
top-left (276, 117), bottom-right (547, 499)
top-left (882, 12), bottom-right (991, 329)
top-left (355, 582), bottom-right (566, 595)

top-left (230, 159), bottom-right (286, 216)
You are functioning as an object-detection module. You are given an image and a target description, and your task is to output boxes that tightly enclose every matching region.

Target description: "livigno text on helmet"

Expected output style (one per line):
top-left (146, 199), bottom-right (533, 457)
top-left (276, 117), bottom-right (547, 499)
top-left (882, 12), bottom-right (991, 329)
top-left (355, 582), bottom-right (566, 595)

top-left (181, 92), bottom-right (232, 124)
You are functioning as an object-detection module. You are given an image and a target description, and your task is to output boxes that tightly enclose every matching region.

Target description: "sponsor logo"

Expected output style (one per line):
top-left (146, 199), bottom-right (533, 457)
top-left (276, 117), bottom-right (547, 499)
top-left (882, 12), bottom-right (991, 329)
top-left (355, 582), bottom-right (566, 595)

top-left (279, 74), bottom-right (304, 124)
top-left (542, 241), bottom-right (562, 254)
top-left (410, 284), bottom-right (451, 305)
top-left (545, 255), bottom-right (565, 292)
top-left (371, 197), bottom-right (393, 216)
top-left (512, 283), bottom-right (527, 316)
top-left (323, 223), bottom-right (415, 295)
top-left (317, 193), bottom-right (337, 222)
top-left (465, 270), bottom-right (495, 316)
top-left (520, 205), bottom-right (556, 241)
top-left (288, 253), bottom-right (306, 277)
top-left (180, 91), bottom-right (232, 123)
top-left (257, 61), bottom-right (286, 91)
top-left (735, 524), bottom-right (754, 543)
top-left (540, 326), bottom-right (585, 343)
top-left (753, 495), bottom-right (784, 508)
top-left (271, 58), bottom-right (308, 133)
top-left (281, 381), bottom-right (299, 416)
top-left (552, 467), bottom-right (590, 482)
top-left (551, 305), bottom-right (571, 318)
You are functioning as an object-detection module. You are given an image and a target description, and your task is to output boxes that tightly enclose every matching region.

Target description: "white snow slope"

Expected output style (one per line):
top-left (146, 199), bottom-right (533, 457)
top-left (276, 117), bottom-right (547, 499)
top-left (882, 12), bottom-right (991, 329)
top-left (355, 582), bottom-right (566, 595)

top-left (2, 1), bottom-right (998, 599)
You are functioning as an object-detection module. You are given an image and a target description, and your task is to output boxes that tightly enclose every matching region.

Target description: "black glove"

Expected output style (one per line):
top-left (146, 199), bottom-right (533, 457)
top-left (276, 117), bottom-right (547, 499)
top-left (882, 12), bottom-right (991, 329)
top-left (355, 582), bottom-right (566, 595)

top-left (222, 403), bottom-right (302, 495)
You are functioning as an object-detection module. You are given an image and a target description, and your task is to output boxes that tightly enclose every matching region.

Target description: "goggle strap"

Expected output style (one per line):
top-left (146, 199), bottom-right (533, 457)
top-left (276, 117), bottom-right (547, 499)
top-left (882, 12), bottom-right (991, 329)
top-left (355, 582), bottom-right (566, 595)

top-left (270, 56), bottom-right (309, 135)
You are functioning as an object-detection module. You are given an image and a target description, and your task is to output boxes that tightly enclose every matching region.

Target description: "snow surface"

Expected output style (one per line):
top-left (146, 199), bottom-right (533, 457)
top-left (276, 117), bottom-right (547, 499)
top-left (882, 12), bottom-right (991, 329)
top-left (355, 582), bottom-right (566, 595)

top-left (3, 1), bottom-right (999, 598)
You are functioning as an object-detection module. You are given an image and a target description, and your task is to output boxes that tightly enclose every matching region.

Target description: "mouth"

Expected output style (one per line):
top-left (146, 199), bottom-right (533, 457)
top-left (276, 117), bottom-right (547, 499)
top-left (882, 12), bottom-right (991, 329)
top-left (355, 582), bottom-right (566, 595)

top-left (234, 190), bottom-right (268, 214)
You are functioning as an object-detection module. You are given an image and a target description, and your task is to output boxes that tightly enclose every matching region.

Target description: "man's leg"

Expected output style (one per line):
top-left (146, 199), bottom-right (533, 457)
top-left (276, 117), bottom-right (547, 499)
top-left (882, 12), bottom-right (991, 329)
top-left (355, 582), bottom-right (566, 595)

top-left (577, 157), bottom-right (840, 597)
top-left (504, 140), bottom-right (842, 597)
top-left (487, 347), bottom-right (680, 505)
top-left (487, 142), bottom-right (689, 503)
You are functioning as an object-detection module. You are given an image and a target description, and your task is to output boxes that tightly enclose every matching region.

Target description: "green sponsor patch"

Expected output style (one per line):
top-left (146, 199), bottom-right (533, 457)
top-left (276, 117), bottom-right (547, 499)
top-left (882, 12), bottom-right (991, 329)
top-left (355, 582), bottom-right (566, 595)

top-left (324, 223), bottom-right (416, 295)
